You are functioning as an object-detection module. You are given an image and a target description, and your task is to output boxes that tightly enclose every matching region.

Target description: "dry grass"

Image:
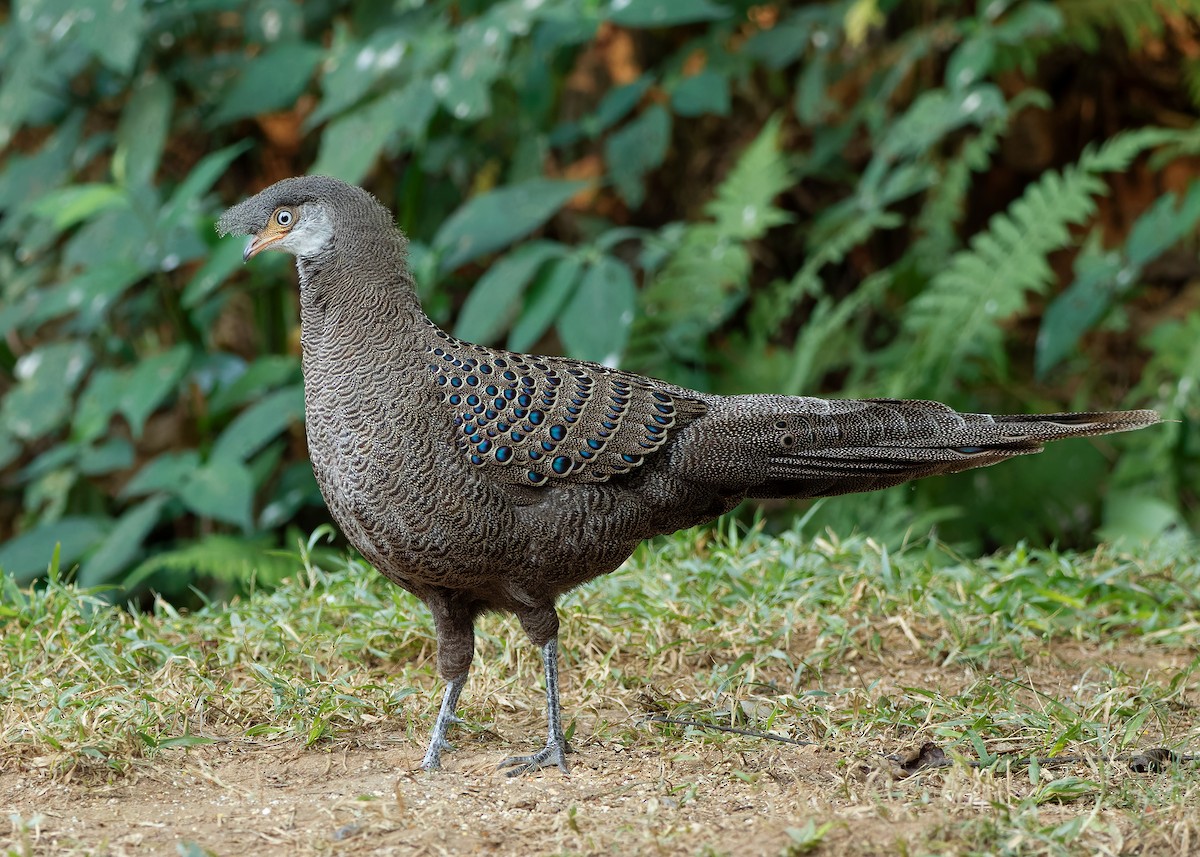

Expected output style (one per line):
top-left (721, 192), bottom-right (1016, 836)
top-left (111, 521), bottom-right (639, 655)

top-left (2, 524), bottom-right (1200, 855)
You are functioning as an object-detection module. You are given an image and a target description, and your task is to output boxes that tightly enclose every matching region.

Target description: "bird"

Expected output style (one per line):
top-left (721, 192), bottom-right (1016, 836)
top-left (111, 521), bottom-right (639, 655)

top-left (217, 175), bottom-right (1159, 776)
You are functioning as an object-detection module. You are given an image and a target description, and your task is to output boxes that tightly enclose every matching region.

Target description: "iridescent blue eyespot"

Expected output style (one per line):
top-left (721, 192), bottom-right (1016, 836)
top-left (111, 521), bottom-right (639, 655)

top-left (517, 394), bottom-right (531, 407)
top-left (566, 406), bottom-right (580, 415)
top-left (621, 454), bottom-right (638, 463)
top-left (466, 395), bottom-right (480, 406)
top-left (485, 409), bottom-right (497, 419)
top-left (511, 431), bottom-right (524, 442)
top-left (503, 389), bottom-right (516, 401)
top-left (653, 414), bottom-right (670, 424)
top-left (529, 450), bottom-right (542, 461)
top-left (503, 370), bottom-right (517, 381)
top-left (542, 441), bottom-right (554, 451)
top-left (436, 376), bottom-right (447, 386)
top-left (449, 394), bottom-right (461, 405)
top-left (579, 450), bottom-right (594, 460)
top-left (549, 425), bottom-right (567, 441)
top-left (586, 438), bottom-right (602, 450)
top-left (469, 433), bottom-right (481, 443)
top-left (646, 424), bottom-right (663, 434)
top-left (493, 398), bottom-right (506, 410)
top-left (497, 421), bottom-right (510, 431)
top-left (496, 446), bottom-right (512, 462)
top-left (529, 410), bottom-right (544, 425)
top-left (471, 454), bottom-right (482, 465)
top-left (478, 439), bottom-right (492, 453)
top-left (528, 471), bottom-right (545, 484)
top-left (479, 365), bottom-right (492, 374)
top-left (451, 377), bottom-right (462, 387)
top-left (514, 408), bottom-right (527, 418)
top-left (652, 391), bottom-right (671, 402)
top-left (552, 456), bottom-right (571, 474)
top-left (485, 385), bottom-right (498, 396)
top-left (466, 375), bottom-right (479, 386)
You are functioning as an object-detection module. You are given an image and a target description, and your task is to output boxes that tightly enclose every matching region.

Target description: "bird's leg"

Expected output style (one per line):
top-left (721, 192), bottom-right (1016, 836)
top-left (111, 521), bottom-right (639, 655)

top-left (420, 671), bottom-right (467, 771)
top-left (497, 638), bottom-right (571, 776)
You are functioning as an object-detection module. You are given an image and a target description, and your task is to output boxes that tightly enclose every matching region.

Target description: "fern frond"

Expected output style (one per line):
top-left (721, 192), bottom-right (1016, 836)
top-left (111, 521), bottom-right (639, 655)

top-left (1058, 0), bottom-right (1200, 51)
top-left (128, 535), bottom-right (294, 591)
top-left (630, 115), bottom-right (794, 384)
top-left (893, 127), bottom-right (1185, 397)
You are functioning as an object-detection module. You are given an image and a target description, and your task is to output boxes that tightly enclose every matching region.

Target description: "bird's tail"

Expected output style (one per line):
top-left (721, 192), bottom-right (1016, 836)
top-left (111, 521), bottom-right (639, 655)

top-left (676, 396), bottom-right (1160, 500)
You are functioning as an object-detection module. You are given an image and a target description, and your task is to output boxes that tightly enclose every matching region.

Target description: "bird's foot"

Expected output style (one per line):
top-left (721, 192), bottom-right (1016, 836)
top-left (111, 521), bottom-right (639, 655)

top-left (497, 739), bottom-right (570, 777)
top-left (420, 714), bottom-right (466, 771)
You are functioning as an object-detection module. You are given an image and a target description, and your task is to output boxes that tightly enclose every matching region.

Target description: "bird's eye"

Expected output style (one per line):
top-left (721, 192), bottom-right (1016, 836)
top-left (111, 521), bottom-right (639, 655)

top-left (275, 208), bottom-right (294, 227)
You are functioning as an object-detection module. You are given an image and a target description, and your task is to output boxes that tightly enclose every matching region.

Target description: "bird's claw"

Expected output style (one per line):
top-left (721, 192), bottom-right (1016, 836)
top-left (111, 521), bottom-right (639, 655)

top-left (497, 740), bottom-right (570, 776)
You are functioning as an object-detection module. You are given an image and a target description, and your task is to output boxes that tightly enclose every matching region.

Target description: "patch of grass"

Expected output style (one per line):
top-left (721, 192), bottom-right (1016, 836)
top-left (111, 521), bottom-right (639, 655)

top-left (2, 523), bottom-right (1200, 854)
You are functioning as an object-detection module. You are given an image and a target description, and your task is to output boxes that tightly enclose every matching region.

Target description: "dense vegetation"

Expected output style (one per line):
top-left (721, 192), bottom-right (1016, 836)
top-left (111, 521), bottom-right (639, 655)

top-left (1, 0), bottom-right (1198, 596)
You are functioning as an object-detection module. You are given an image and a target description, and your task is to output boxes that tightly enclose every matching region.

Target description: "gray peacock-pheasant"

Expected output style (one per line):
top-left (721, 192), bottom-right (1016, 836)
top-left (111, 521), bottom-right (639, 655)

top-left (218, 175), bottom-right (1159, 776)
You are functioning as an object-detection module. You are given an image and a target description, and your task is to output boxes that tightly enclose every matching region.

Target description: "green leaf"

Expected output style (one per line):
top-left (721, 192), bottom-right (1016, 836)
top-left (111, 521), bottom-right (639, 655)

top-left (556, 256), bottom-right (637, 364)
top-left (994, 2), bottom-right (1063, 43)
top-left (182, 237), bottom-right (247, 308)
top-left (208, 355), bottom-right (301, 415)
top-left (76, 0), bottom-right (147, 74)
top-left (946, 35), bottom-right (994, 91)
top-left (160, 142), bottom-right (252, 233)
top-left (605, 105), bottom-right (671, 208)
top-left (79, 439), bottom-right (135, 476)
top-left (26, 262), bottom-right (144, 333)
top-left (1036, 183), bottom-right (1200, 376)
top-left (434, 178), bottom-right (587, 272)
top-left (121, 450), bottom-right (201, 498)
top-left (0, 516), bottom-right (108, 584)
top-left (77, 495), bottom-right (168, 588)
top-left (120, 346), bottom-right (193, 437)
top-left (31, 184), bottom-right (130, 231)
top-left (181, 458), bottom-right (256, 530)
top-left (0, 342), bottom-right (93, 441)
top-left (671, 70), bottom-right (730, 117)
top-left (209, 42), bottom-right (323, 126)
top-left (312, 84), bottom-right (436, 184)
top-left (115, 76), bottom-right (173, 189)
top-left (880, 85), bottom-right (1007, 161)
top-left (1034, 234), bottom-right (1123, 378)
top-left (211, 385), bottom-right (305, 464)
top-left (607, 0), bottom-right (729, 27)
top-left (454, 241), bottom-right (566, 343)
top-left (508, 255), bottom-right (584, 353)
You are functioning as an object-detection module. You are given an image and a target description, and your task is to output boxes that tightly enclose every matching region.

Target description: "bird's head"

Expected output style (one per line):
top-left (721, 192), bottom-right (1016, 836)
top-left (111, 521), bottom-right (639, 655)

top-left (216, 175), bottom-right (399, 263)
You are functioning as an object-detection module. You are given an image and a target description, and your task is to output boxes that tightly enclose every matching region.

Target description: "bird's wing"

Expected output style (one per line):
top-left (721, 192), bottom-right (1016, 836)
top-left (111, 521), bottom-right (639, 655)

top-left (426, 343), bottom-right (707, 486)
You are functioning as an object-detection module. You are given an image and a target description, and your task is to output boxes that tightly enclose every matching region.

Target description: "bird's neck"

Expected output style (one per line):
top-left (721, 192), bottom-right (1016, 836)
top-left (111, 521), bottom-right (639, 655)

top-left (296, 240), bottom-right (435, 364)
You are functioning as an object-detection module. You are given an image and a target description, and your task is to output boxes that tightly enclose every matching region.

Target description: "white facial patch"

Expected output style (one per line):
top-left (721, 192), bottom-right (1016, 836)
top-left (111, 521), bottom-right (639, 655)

top-left (282, 203), bottom-right (335, 258)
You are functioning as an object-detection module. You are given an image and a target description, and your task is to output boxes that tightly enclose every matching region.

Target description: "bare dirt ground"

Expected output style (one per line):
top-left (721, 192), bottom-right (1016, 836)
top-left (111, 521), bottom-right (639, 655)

top-left (4, 642), bottom-right (1197, 856)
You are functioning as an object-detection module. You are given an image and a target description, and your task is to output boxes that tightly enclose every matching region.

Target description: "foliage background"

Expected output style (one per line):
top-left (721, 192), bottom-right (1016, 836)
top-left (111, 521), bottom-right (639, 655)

top-left (1, 0), bottom-right (1198, 598)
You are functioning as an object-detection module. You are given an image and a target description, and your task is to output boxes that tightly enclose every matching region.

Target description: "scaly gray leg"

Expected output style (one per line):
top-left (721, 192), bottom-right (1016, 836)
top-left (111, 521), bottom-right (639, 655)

top-left (420, 672), bottom-right (467, 771)
top-left (497, 639), bottom-right (571, 776)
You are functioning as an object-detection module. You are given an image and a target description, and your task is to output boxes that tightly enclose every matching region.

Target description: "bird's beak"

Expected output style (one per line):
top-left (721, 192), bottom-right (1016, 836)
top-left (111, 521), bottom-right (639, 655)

top-left (243, 232), bottom-right (278, 262)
